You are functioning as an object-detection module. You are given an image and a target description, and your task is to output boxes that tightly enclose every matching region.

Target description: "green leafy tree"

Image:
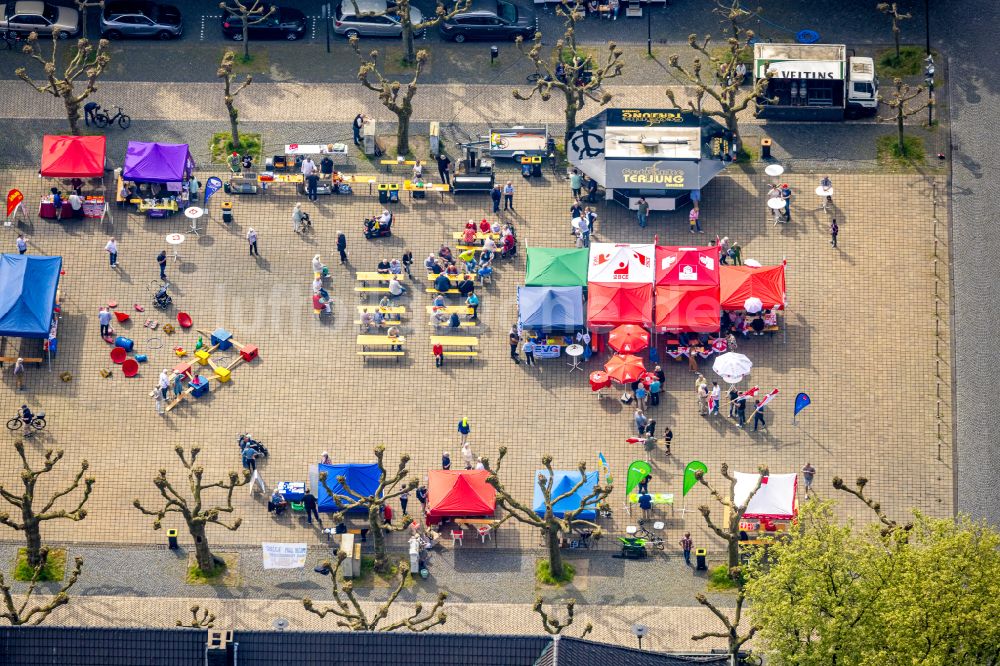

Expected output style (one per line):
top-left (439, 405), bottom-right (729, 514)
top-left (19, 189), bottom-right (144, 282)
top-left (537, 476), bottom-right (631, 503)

top-left (877, 2), bottom-right (911, 62)
top-left (512, 1), bottom-right (624, 142)
top-left (218, 50), bottom-right (253, 150)
top-left (319, 445), bottom-right (416, 574)
top-left (218, 0), bottom-right (275, 60)
top-left (0, 440), bottom-right (94, 568)
top-left (15, 31), bottom-right (111, 136)
top-left (133, 446), bottom-right (249, 575)
top-left (693, 463), bottom-right (767, 570)
top-left (665, 0), bottom-right (772, 150)
top-left (304, 550), bottom-right (447, 632)
top-left (0, 548), bottom-right (83, 625)
top-left (487, 449), bottom-right (612, 582)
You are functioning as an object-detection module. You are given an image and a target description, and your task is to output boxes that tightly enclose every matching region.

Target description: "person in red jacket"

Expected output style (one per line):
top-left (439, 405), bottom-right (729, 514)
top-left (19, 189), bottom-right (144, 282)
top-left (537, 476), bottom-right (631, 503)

top-left (382, 503), bottom-right (393, 525)
top-left (433, 342), bottom-right (444, 367)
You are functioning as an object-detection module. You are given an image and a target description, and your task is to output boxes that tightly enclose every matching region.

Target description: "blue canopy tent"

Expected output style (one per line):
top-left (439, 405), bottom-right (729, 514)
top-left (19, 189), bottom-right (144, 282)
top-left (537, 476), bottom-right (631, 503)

top-left (532, 470), bottom-right (600, 520)
top-left (517, 286), bottom-right (584, 334)
top-left (317, 463), bottom-right (382, 514)
top-left (0, 255), bottom-right (62, 366)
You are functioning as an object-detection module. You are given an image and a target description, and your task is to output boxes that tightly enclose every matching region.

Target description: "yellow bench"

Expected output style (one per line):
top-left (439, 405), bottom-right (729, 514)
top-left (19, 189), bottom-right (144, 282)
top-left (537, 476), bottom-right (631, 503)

top-left (451, 231), bottom-right (499, 241)
top-left (355, 286), bottom-right (392, 293)
top-left (442, 351), bottom-right (479, 358)
top-left (358, 351), bottom-right (405, 359)
top-left (425, 306), bottom-right (473, 315)
top-left (426, 288), bottom-right (462, 295)
top-left (426, 274), bottom-right (474, 282)
top-left (355, 319), bottom-right (401, 326)
top-left (431, 321), bottom-right (477, 328)
top-left (357, 305), bottom-right (406, 314)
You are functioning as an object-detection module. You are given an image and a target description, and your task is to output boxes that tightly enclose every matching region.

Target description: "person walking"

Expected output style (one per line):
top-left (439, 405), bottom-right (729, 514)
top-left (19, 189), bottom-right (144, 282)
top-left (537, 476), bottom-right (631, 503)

top-left (710, 382), bottom-right (721, 415)
top-left (523, 337), bottom-right (535, 366)
top-left (634, 407), bottom-right (648, 436)
top-left (663, 426), bottom-right (673, 456)
top-left (153, 388), bottom-right (165, 415)
top-left (503, 181), bottom-right (514, 211)
top-left (15, 233), bottom-right (28, 255)
top-left (157, 250), bottom-right (167, 281)
top-left (719, 236), bottom-right (730, 265)
top-left (689, 206), bottom-right (702, 233)
top-left (399, 490), bottom-right (409, 516)
top-left (303, 489), bottom-right (322, 526)
top-left (781, 183), bottom-right (792, 221)
top-left (509, 326), bottom-right (521, 364)
top-left (337, 232), bottom-right (348, 264)
top-left (416, 484), bottom-right (428, 510)
top-left (352, 113), bottom-right (365, 145)
top-left (292, 203), bottom-right (306, 233)
top-left (461, 441), bottom-right (474, 469)
top-left (436, 153), bottom-right (451, 185)
top-left (830, 218), bottom-right (839, 248)
top-left (105, 237), bottom-right (118, 269)
top-left (98, 307), bottom-right (112, 337)
top-left (490, 184), bottom-right (502, 213)
top-left (570, 169), bottom-right (582, 199)
top-left (442, 451), bottom-right (452, 470)
top-left (457, 417), bottom-right (471, 445)
top-left (636, 197), bottom-right (649, 228)
top-left (12, 358), bottom-right (25, 391)
top-left (752, 399), bottom-right (767, 431)
top-left (801, 462), bottom-right (816, 498)
top-left (680, 532), bottom-right (693, 566)
top-left (247, 227), bottom-right (259, 256)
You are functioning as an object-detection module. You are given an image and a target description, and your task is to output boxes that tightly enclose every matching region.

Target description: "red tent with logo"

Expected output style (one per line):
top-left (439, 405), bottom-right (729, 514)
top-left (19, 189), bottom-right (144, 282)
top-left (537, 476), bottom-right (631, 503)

top-left (424, 470), bottom-right (497, 525)
top-left (654, 246), bottom-right (721, 332)
top-left (720, 264), bottom-right (786, 311)
top-left (40, 135), bottom-right (106, 178)
top-left (587, 283), bottom-right (653, 329)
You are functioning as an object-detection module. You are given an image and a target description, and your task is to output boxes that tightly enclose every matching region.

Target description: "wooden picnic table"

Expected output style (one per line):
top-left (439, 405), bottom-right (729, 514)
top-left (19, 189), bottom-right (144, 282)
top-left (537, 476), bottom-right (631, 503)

top-left (357, 305), bottom-right (406, 314)
top-left (357, 335), bottom-right (406, 350)
top-left (431, 336), bottom-right (478, 348)
top-left (451, 231), bottom-right (500, 241)
top-left (356, 271), bottom-right (405, 283)
top-left (426, 273), bottom-right (475, 282)
top-left (425, 306), bottom-right (473, 315)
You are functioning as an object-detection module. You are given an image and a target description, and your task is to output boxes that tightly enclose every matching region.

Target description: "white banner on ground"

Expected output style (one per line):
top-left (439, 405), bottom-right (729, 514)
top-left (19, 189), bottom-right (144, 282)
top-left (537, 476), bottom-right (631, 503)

top-left (262, 543), bottom-right (308, 569)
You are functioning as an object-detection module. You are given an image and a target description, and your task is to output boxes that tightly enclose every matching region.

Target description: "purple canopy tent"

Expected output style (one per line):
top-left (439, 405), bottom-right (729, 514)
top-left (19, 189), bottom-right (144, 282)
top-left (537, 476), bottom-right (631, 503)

top-left (121, 142), bottom-right (195, 183)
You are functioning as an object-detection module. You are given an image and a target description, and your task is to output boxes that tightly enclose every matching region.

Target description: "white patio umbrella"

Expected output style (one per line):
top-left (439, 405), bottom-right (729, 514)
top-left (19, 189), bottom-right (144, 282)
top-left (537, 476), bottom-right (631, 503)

top-left (744, 258), bottom-right (762, 267)
top-left (713, 352), bottom-right (753, 384)
top-left (744, 297), bottom-right (763, 314)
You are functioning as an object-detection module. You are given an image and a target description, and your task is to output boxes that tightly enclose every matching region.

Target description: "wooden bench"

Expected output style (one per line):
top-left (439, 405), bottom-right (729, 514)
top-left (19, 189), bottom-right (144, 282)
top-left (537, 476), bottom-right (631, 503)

top-left (455, 245), bottom-right (486, 252)
top-left (355, 286), bottom-right (392, 293)
top-left (426, 288), bottom-right (462, 295)
top-left (357, 351), bottom-right (405, 359)
top-left (355, 320), bottom-right (401, 326)
top-left (425, 306), bottom-right (473, 315)
top-left (763, 325), bottom-right (779, 335)
top-left (432, 321), bottom-right (477, 329)
top-left (0, 357), bottom-right (43, 365)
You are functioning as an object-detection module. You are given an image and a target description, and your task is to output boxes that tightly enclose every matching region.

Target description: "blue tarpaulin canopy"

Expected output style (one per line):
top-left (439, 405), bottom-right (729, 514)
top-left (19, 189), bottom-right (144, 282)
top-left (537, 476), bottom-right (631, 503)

top-left (317, 463), bottom-right (382, 514)
top-left (532, 470), bottom-right (600, 521)
top-left (517, 286), bottom-right (584, 334)
top-left (0, 254), bottom-right (61, 339)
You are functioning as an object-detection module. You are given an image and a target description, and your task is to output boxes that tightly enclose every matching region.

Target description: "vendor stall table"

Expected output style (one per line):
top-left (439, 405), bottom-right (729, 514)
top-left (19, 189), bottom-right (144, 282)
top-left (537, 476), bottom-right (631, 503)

top-left (276, 481), bottom-right (306, 502)
top-left (38, 199), bottom-right (72, 220)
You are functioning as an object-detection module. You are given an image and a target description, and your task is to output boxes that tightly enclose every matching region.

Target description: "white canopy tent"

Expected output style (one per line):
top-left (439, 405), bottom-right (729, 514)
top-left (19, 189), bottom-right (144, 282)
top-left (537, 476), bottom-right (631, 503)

top-left (733, 472), bottom-right (798, 520)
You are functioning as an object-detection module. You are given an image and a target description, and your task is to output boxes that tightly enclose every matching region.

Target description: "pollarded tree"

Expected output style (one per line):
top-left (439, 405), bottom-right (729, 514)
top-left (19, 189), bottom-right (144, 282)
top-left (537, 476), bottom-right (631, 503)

top-left (304, 550), bottom-right (447, 632)
top-left (0, 440), bottom-right (94, 568)
top-left (691, 586), bottom-right (758, 663)
top-left (533, 597), bottom-right (593, 638)
top-left (75, 0), bottom-right (104, 40)
top-left (15, 31), bottom-right (111, 136)
top-left (218, 50), bottom-right (253, 150)
top-left (878, 77), bottom-right (929, 156)
top-left (666, 0), bottom-right (772, 150)
top-left (0, 548), bottom-right (83, 626)
top-left (877, 2), bottom-right (911, 62)
top-left (219, 0), bottom-right (275, 61)
top-left (133, 446), bottom-right (249, 575)
top-left (512, 1), bottom-right (624, 142)
top-left (346, 0), bottom-right (469, 65)
top-left (176, 605), bottom-right (216, 628)
top-left (694, 463), bottom-right (767, 570)
top-left (487, 448), bottom-right (612, 582)
top-left (319, 445), bottom-right (417, 574)
top-left (351, 37), bottom-right (428, 156)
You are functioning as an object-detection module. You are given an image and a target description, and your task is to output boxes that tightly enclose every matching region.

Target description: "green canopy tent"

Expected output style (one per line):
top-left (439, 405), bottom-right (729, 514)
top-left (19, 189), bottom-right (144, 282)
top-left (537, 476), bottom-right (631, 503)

top-left (525, 247), bottom-right (589, 287)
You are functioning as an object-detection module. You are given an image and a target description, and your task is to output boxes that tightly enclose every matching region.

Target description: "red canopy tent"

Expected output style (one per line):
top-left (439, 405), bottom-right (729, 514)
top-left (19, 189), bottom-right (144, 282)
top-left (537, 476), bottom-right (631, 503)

top-left (40, 135), bottom-right (106, 178)
top-left (424, 470), bottom-right (496, 525)
top-left (586, 283), bottom-right (653, 329)
top-left (720, 264), bottom-right (786, 311)
top-left (655, 246), bottom-right (721, 287)
top-left (654, 246), bottom-right (721, 332)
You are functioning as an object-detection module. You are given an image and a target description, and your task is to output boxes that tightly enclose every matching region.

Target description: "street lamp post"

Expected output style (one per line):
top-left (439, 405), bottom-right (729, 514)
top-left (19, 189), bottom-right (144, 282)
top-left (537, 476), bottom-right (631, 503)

top-left (647, 3), bottom-right (652, 57)
top-left (925, 55), bottom-right (935, 126)
top-left (924, 0), bottom-right (930, 55)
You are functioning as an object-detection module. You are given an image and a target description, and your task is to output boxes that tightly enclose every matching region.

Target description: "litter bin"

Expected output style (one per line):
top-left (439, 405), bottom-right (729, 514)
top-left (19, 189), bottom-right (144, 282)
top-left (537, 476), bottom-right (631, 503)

top-left (221, 201), bottom-right (233, 224)
top-left (760, 138), bottom-right (772, 160)
top-left (378, 183), bottom-right (390, 204)
top-left (695, 548), bottom-right (708, 570)
top-left (520, 156), bottom-right (532, 178)
top-left (387, 184), bottom-right (400, 203)
top-left (167, 528), bottom-right (179, 549)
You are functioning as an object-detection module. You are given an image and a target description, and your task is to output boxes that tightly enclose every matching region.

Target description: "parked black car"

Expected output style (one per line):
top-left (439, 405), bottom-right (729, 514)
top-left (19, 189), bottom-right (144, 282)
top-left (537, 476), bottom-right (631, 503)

top-left (439, 0), bottom-right (536, 43)
top-left (221, 3), bottom-right (306, 41)
top-left (100, 1), bottom-right (182, 40)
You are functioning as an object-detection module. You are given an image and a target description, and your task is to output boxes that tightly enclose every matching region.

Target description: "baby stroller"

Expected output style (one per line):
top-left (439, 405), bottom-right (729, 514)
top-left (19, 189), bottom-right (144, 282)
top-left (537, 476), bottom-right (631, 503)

top-left (150, 281), bottom-right (172, 310)
top-left (363, 213), bottom-right (393, 239)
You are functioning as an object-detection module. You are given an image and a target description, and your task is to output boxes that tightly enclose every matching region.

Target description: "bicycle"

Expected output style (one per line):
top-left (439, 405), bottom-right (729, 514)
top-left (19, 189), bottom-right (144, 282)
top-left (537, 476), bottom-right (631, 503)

top-left (6, 411), bottom-right (46, 433)
top-left (636, 520), bottom-right (665, 550)
top-left (93, 105), bottom-right (131, 130)
top-left (0, 30), bottom-right (25, 50)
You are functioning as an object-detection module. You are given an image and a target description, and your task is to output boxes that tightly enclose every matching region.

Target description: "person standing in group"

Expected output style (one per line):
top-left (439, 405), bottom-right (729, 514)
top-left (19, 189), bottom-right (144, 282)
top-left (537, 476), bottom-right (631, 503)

top-left (15, 233), bottom-right (28, 255)
top-left (247, 227), bottom-right (259, 256)
top-left (729, 240), bottom-right (742, 266)
top-left (458, 418), bottom-right (471, 445)
top-left (663, 426), bottom-right (673, 456)
top-left (227, 152), bottom-right (241, 174)
top-left (509, 325), bottom-right (521, 364)
top-left (735, 394), bottom-right (747, 429)
top-left (586, 174), bottom-right (599, 202)
top-left (710, 382), bottom-right (721, 415)
top-left (50, 188), bottom-right (63, 220)
top-left (416, 483), bottom-right (428, 511)
top-left (153, 388), bottom-right (165, 415)
top-left (638, 491), bottom-right (652, 520)
top-left (634, 407), bottom-right (648, 436)
top-left (437, 153), bottom-right (451, 185)
top-left (752, 399), bottom-right (767, 431)
top-left (679, 532), bottom-right (693, 566)
top-left (830, 218), bottom-right (839, 248)
top-left (303, 488), bottom-right (322, 526)
top-left (399, 489), bottom-right (409, 516)
top-left (719, 236), bottom-right (730, 265)
top-left (637, 197), bottom-right (649, 228)
top-left (157, 250), bottom-right (167, 281)
top-left (648, 375), bottom-right (661, 406)
top-left (728, 386), bottom-right (739, 417)
top-left (490, 184), bottom-right (502, 213)
top-left (689, 206), bottom-right (702, 233)
top-left (461, 442), bottom-right (474, 469)
top-left (337, 232), bottom-right (348, 263)
top-left (158, 368), bottom-right (170, 401)
top-left (306, 171), bottom-right (319, 202)
top-left (105, 236), bottom-right (118, 269)
top-left (442, 451), bottom-right (452, 470)
top-left (352, 113), bottom-right (365, 145)
top-left (697, 378), bottom-right (709, 416)
top-left (98, 307), bottom-right (112, 337)
top-left (570, 169), bottom-right (582, 199)
top-left (781, 183), bottom-right (792, 221)
top-left (523, 337), bottom-right (535, 366)
top-left (635, 383), bottom-right (648, 411)
top-left (68, 191), bottom-right (83, 218)
top-left (503, 181), bottom-right (514, 211)
top-left (300, 156), bottom-right (316, 178)
top-left (12, 358), bottom-right (25, 391)
top-left (320, 155), bottom-right (334, 178)
top-left (570, 199), bottom-right (583, 222)
top-left (801, 462), bottom-right (816, 498)
top-left (173, 373), bottom-right (183, 399)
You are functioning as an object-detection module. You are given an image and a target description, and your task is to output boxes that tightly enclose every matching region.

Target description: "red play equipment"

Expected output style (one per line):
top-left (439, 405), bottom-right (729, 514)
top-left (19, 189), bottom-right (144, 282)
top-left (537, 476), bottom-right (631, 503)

top-left (110, 347), bottom-right (127, 364)
top-left (122, 358), bottom-right (139, 377)
top-left (114, 311), bottom-right (130, 323)
top-left (177, 312), bottom-right (193, 328)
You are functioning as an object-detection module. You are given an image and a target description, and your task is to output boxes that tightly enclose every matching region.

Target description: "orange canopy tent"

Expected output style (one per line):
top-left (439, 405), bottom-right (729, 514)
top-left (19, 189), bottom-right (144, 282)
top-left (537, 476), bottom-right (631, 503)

top-left (424, 470), bottom-right (497, 525)
top-left (655, 284), bottom-right (721, 332)
top-left (40, 135), bottom-right (106, 178)
top-left (720, 264), bottom-right (786, 311)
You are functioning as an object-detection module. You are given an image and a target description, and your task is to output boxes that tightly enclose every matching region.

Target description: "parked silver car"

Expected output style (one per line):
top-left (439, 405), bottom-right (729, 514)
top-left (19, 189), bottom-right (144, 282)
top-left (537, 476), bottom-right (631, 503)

top-left (334, 0), bottom-right (423, 40)
top-left (0, 1), bottom-right (79, 38)
top-left (100, 1), bottom-right (182, 40)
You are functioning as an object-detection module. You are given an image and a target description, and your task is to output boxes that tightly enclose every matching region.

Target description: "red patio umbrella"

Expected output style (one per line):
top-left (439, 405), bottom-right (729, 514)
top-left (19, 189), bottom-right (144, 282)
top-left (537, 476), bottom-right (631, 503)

top-left (604, 354), bottom-right (646, 384)
top-left (608, 324), bottom-right (650, 354)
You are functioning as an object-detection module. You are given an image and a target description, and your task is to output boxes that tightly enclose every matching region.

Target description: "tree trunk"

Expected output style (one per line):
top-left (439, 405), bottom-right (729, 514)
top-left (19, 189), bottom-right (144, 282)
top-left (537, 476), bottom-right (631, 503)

top-left (726, 112), bottom-right (741, 155)
top-left (403, 21), bottom-right (416, 64)
top-left (64, 96), bottom-right (81, 136)
top-left (243, 28), bottom-right (250, 60)
top-left (79, 6), bottom-right (88, 40)
top-left (190, 522), bottom-right (220, 573)
top-left (563, 95), bottom-right (579, 146)
top-left (227, 103), bottom-right (242, 150)
top-left (369, 505), bottom-right (389, 572)
top-left (727, 536), bottom-right (739, 569)
top-left (546, 528), bottom-right (564, 579)
top-left (395, 109), bottom-right (412, 156)
top-left (24, 519), bottom-right (44, 568)
top-left (894, 29), bottom-right (900, 60)
top-left (897, 110), bottom-right (905, 154)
